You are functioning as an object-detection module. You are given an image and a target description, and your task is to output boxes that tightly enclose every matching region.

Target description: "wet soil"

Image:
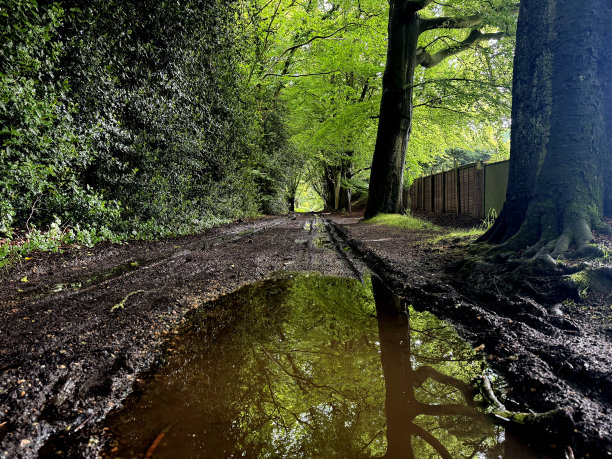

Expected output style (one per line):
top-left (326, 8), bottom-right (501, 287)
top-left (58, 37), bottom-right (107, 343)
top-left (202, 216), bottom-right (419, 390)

top-left (0, 212), bottom-right (611, 458)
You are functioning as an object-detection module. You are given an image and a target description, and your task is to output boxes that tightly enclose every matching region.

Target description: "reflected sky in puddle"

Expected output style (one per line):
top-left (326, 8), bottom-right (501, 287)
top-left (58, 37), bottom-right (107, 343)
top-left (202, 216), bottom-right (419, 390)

top-left (103, 274), bottom-right (521, 458)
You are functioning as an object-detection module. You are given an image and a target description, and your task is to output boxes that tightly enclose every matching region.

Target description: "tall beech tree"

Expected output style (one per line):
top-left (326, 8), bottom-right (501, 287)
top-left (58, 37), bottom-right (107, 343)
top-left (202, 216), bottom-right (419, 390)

top-left (364, 0), bottom-right (514, 218)
top-left (480, 0), bottom-right (612, 257)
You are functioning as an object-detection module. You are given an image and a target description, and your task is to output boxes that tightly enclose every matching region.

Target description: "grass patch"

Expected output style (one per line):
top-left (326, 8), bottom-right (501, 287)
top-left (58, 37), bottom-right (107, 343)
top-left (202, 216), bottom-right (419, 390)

top-left (365, 213), bottom-right (437, 231)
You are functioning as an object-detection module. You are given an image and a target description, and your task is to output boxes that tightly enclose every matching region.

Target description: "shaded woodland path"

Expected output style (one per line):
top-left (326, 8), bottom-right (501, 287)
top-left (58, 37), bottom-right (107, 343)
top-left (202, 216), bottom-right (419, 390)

top-left (0, 213), bottom-right (611, 457)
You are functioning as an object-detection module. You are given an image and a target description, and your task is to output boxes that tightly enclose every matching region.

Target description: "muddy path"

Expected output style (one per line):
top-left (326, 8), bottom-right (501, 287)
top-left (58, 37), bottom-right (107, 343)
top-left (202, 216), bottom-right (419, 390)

top-left (0, 214), bottom-right (365, 458)
top-left (0, 213), bottom-right (611, 457)
top-left (326, 214), bottom-right (612, 458)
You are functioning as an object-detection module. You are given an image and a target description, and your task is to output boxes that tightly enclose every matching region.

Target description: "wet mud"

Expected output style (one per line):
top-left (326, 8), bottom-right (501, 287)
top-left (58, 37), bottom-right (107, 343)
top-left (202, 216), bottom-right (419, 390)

top-left (0, 213), bottom-right (610, 457)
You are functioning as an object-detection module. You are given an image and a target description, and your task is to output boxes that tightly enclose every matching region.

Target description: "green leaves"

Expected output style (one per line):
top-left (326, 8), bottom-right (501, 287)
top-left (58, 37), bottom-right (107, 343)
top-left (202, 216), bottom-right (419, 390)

top-left (1, 0), bottom-right (268, 238)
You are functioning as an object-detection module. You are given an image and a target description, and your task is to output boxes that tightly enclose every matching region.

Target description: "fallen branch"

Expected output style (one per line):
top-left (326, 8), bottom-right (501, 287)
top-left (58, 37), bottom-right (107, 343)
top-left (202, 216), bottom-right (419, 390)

top-left (478, 375), bottom-right (567, 426)
top-left (110, 290), bottom-right (145, 312)
top-left (144, 432), bottom-right (165, 459)
top-left (145, 423), bottom-right (174, 459)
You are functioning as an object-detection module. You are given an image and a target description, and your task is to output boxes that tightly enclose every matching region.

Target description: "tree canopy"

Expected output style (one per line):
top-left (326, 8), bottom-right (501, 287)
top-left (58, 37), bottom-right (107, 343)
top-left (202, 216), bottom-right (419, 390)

top-left (1, 0), bottom-right (515, 244)
top-left (364, 0), bottom-right (516, 218)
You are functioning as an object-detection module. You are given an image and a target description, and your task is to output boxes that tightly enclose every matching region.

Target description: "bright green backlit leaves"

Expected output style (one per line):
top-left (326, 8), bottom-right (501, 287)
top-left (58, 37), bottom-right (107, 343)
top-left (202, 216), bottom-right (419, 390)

top-left (242, 0), bottom-right (515, 208)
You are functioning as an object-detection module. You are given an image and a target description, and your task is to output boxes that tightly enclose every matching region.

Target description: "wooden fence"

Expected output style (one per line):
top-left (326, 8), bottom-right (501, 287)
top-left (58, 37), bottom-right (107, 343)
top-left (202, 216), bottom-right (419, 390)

top-left (406, 160), bottom-right (509, 220)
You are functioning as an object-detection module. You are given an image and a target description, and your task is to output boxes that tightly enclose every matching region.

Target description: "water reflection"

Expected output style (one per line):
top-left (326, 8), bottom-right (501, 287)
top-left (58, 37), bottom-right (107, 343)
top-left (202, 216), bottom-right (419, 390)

top-left (103, 274), bottom-right (506, 458)
top-left (373, 276), bottom-right (502, 458)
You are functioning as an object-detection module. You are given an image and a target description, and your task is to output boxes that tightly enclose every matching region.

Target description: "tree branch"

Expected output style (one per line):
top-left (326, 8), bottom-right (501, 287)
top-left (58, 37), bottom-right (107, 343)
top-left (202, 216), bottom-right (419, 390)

top-left (410, 422), bottom-right (453, 459)
top-left (417, 30), bottom-right (505, 68)
top-left (409, 78), bottom-right (511, 90)
top-left (420, 14), bottom-right (483, 32)
top-left (278, 23), bottom-right (356, 59)
top-left (263, 70), bottom-right (340, 78)
top-left (413, 365), bottom-right (477, 403)
top-left (414, 400), bottom-right (483, 417)
top-left (415, 104), bottom-right (472, 115)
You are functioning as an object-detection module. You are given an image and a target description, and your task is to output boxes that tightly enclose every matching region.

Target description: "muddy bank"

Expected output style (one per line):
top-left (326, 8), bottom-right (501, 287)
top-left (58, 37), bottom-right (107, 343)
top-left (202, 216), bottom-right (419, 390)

top-left (327, 213), bottom-right (612, 457)
top-left (0, 212), bottom-right (611, 457)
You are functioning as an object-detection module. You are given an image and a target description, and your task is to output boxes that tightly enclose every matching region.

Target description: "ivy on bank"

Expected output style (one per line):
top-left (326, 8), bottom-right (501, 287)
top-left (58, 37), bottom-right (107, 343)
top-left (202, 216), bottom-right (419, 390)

top-left (1, 0), bottom-right (294, 259)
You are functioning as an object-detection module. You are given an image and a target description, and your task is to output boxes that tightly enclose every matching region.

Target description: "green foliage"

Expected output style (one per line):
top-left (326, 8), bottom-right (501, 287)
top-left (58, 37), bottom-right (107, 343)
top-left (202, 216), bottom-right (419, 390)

top-left (295, 185), bottom-right (325, 212)
top-left (0, 217), bottom-right (124, 269)
top-left (243, 0), bottom-right (515, 200)
top-left (0, 0), bottom-right (120, 233)
top-left (59, 0), bottom-right (262, 227)
top-left (241, 0), bottom-right (387, 208)
top-left (481, 207), bottom-right (498, 229)
top-left (1, 0), bottom-right (297, 256)
top-left (429, 227), bottom-right (486, 245)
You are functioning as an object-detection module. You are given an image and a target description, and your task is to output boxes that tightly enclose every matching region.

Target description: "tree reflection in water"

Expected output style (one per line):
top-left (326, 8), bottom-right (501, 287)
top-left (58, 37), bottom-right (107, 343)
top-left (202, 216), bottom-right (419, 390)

top-left (104, 274), bottom-right (505, 458)
top-left (372, 275), bottom-right (503, 458)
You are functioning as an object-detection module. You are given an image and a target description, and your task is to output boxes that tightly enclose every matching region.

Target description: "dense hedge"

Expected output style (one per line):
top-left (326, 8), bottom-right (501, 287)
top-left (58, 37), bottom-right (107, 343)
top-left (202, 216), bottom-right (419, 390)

top-left (1, 0), bottom-right (290, 238)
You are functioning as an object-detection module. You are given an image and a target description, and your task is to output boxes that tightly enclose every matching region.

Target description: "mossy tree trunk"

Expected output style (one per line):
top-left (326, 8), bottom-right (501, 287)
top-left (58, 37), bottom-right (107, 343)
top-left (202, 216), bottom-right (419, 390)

top-left (481, 0), bottom-right (612, 257)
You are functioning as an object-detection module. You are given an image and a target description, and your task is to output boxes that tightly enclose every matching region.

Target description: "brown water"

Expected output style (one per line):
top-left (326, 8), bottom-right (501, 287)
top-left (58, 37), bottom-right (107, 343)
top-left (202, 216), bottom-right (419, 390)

top-left (102, 274), bottom-right (533, 458)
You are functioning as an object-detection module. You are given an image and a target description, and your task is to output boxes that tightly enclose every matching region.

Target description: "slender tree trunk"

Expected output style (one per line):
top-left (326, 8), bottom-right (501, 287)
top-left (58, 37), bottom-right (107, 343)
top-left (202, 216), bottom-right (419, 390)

top-left (333, 169), bottom-right (341, 210)
top-left (364, 3), bottom-right (420, 219)
top-left (480, 0), bottom-right (612, 256)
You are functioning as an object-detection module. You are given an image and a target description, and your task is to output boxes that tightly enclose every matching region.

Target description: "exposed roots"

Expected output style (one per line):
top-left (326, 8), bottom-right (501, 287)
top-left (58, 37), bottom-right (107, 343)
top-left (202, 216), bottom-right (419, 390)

top-left (484, 209), bottom-right (609, 262)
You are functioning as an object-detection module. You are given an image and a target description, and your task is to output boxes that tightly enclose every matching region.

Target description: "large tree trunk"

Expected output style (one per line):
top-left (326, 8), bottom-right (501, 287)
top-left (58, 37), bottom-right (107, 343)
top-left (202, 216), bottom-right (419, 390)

top-left (602, 2), bottom-right (612, 217)
top-left (480, 0), bottom-right (612, 256)
top-left (364, 3), bottom-right (420, 219)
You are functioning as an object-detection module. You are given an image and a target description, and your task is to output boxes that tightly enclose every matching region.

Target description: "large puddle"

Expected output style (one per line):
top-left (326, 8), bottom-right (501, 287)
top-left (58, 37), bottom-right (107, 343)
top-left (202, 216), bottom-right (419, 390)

top-left (103, 274), bottom-right (536, 458)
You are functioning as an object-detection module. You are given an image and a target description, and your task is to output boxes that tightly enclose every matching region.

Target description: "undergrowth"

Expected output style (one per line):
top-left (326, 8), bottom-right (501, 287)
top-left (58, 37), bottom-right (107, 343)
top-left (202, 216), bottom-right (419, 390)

top-left (0, 216), bottom-right (232, 269)
top-left (430, 227), bottom-right (486, 244)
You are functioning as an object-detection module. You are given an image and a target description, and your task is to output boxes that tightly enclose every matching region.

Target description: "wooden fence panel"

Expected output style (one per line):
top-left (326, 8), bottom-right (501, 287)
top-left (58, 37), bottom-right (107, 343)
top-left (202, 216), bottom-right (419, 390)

top-left (459, 166), bottom-right (471, 216)
top-left (422, 177), bottom-right (431, 212)
top-left (409, 181), bottom-right (417, 210)
top-left (473, 167), bottom-right (484, 219)
top-left (433, 173), bottom-right (444, 213)
top-left (406, 159), bottom-right (508, 219)
top-left (444, 170), bottom-right (457, 213)
top-left (484, 161), bottom-right (509, 218)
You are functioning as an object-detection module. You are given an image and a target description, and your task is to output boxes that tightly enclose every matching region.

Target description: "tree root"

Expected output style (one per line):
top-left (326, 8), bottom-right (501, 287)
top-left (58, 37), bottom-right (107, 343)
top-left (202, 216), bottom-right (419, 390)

top-left (501, 214), bottom-right (607, 262)
top-left (562, 266), bottom-right (612, 301)
top-left (480, 203), bottom-right (611, 262)
top-left (477, 375), bottom-right (570, 429)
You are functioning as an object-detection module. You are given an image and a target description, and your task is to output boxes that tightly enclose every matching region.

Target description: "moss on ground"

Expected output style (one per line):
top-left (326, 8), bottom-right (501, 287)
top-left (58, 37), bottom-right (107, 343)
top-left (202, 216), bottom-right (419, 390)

top-left (365, 213), bottom-right (437, 231)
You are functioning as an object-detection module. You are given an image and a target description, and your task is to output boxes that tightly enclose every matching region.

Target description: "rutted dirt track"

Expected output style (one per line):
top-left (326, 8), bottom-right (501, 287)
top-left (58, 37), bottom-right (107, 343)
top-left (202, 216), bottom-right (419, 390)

top-left (0, 213), bottom-right (611, 458)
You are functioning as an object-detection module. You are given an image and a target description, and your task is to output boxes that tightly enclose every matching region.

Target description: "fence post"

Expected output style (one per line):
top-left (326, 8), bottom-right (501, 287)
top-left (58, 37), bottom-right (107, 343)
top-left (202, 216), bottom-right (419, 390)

top-left (421, 176), bottom-right (425, 211)
top-left (430, 176), bottom-right (435, 212)
top-left (482, 162), bottom-right (487, 218)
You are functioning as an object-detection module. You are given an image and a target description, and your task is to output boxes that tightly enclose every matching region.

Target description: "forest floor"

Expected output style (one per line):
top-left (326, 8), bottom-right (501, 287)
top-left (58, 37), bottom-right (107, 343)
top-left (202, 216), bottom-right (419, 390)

top-left (0, 212), bottom-right (611, 458)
